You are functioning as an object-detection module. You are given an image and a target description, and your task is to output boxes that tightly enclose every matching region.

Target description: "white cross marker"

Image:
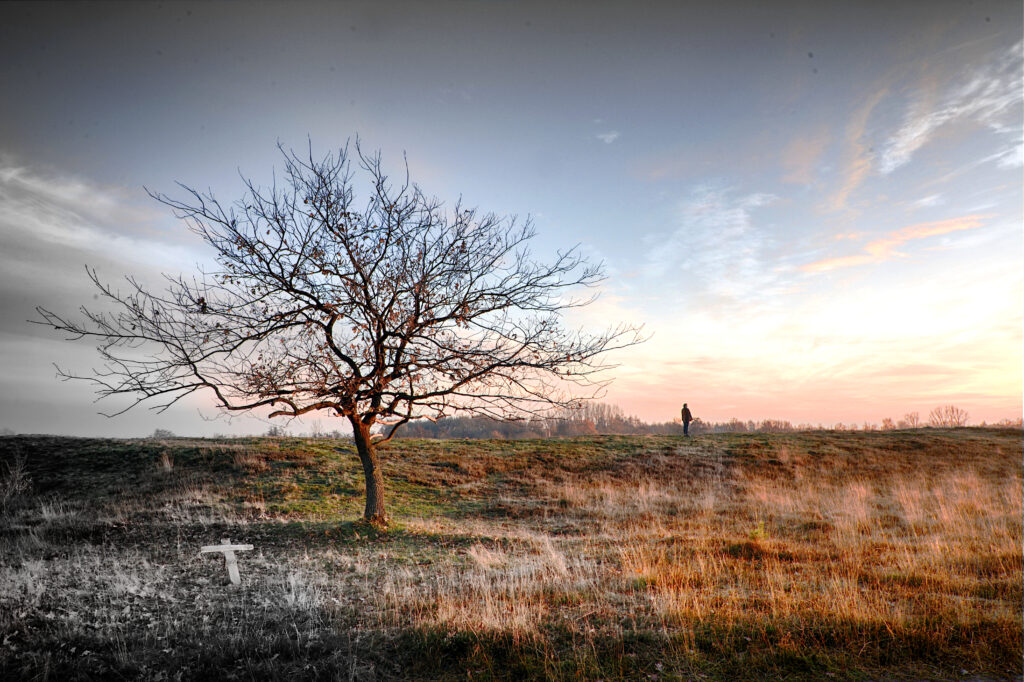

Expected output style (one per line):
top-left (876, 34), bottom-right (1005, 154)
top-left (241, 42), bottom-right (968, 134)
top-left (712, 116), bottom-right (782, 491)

top-left (200, 538), bottom-right (254, 585)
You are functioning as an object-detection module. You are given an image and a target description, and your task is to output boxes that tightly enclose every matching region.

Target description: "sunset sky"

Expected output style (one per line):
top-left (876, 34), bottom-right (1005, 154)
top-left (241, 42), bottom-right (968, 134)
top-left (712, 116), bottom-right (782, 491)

top-left (1, 1), bottom-right (1020, 436)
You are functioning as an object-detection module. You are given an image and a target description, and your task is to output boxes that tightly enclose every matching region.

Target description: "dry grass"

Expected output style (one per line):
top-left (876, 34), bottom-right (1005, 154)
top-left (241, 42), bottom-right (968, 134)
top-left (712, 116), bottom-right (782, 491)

top-left (620, 467), bottom-right (1020, 633)
top-left (0, 429), bottom-right (1020, 680)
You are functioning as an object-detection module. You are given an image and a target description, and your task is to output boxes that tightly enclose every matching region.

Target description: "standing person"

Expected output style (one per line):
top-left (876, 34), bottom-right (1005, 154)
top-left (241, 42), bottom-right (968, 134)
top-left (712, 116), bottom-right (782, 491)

top-left (681, 403), bottom-right (693, 436)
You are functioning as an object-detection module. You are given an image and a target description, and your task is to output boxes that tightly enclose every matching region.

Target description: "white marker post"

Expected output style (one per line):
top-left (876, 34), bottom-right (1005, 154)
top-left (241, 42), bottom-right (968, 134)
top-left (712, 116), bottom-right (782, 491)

top-left (200, 538), bottom-right (254, 585)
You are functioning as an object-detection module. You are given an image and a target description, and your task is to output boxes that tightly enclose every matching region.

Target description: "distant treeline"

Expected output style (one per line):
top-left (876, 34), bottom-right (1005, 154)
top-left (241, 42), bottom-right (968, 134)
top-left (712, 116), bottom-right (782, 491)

top-left (397, 403), bottom-right (678, 439)
top-left (396, 403), bottom-right (823, 440)
top-left (394, 403), bottom-right (1022, 440)
top-left (397, 413), bottom-right (808, 439)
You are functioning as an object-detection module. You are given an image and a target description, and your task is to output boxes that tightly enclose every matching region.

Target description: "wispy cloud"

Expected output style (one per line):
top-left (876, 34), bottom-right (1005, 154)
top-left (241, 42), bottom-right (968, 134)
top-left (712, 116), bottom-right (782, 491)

top-left (880, 40), bottom-right (1023, 174)
top-left (0, 157), bottom-right (207, 341)
top-left (801, 214), bottom-right (988, 273)
top-left (642, 186), bottom-right (786, 304)
top-left (824, 86), bottom-right (888, 212)
top-left (993, 142), bottom-right (1023, 169)
top-left (595, 131), bottom-right (620, 144)
top-left (912, 193), bottom-right (944, 208)
top-left (780, 127), bottom-right (830, 184)
top-left (0, 159), bottom-right (196, 265)
top-left (834, 231), bottom-right (865, 241)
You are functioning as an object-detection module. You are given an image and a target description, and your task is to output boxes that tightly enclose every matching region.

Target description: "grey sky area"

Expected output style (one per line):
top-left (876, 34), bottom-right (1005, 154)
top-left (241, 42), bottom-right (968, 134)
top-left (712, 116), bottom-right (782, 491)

top-left (1, 1), bottom-right (1020, 436)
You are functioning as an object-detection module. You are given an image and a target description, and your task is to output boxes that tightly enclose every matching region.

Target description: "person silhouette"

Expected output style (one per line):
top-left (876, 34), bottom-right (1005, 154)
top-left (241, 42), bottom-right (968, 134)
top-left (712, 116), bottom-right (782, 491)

top-left (681, 403), bottom-right (693, 436)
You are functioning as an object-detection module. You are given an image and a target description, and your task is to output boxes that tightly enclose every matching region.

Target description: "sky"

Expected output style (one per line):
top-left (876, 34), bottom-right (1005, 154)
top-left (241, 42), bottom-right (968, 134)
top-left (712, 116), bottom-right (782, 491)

top-left (0, 0), bottom-right (1020, 437)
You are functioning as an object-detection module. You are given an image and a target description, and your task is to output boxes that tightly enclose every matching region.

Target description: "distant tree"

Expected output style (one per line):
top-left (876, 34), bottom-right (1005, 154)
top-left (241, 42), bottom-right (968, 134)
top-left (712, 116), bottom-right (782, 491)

top-left (726, 418), bottom-right (749, 433)
top-left (151, 428), bottom-right (175, 439)
top-left (903, 412), bottom-right (921, 428)
top-left (994, 417), bottom-right (1023, 428)
top-left (34, 142), bottom-right (641, 524)
top-left (759, 419), bottom-right (794, 433)
top-left (880, 417), bottom-right (896, 430)
top-left (928, 405), bottom-right (969, 427)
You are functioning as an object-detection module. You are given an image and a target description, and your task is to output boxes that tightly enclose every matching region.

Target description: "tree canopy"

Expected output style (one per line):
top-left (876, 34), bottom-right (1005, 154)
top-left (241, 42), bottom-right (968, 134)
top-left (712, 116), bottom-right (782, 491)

top-left (36, 142), bottom-right (642, 521)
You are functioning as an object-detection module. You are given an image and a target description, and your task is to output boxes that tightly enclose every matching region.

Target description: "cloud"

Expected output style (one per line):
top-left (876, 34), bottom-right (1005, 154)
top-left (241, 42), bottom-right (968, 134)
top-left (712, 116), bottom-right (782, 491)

top-left (994, 142), bottom-right (1023, 168)
top-left (824, 85), bottom-right (888, 212)
top-left (880, 40), bottom-right (1023, 174)
top-left (641, 186), bottom-right (786, 305)
top-left (595, 131), bottom-right (620, 144)
top-left (0, 159), bottom-right (203, 270)
top-left (0, 160), bottom-right (313, 437)
top-left (780, 127), bottom-right (830, 184)
top-left (912, 193), bottom-right (944, 208)
top-left (834, 231), bottom-right (865, 241)
top-left (801, 214), bottom-right (988, 273)
top-left (0, 157), bottom-right (213, 341)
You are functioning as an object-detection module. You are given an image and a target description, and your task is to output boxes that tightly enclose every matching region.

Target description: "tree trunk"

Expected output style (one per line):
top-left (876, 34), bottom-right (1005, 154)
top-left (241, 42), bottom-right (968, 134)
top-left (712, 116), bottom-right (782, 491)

top-left (350, 417), bottom-right (387, 524)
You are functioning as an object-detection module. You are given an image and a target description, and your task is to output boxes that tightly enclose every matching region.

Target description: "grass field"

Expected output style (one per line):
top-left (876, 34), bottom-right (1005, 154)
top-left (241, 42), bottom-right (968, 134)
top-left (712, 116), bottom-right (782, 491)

top-left (0, 428), bottom-right (1021, 680)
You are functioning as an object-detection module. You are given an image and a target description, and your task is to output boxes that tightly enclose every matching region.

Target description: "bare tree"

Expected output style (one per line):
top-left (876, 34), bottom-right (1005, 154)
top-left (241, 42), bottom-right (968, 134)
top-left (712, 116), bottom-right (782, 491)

top-left (928, 405), bottom-right (969, 428)
top-left (34, 142), bottom-right (642, 523)
top-left (903, 412), bottom-right (921, 428)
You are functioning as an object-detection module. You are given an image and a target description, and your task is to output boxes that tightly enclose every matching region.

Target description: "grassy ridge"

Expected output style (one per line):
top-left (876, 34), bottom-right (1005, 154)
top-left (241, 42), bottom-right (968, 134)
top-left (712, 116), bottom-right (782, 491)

top-left (0, 429), bottom-right (1021, 680)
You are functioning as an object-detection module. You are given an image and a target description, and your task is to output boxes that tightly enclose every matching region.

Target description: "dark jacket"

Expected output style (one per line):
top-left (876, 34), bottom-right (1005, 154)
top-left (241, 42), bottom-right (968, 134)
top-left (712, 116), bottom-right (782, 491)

top-left (681, 406), bottom-right (692, 423)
